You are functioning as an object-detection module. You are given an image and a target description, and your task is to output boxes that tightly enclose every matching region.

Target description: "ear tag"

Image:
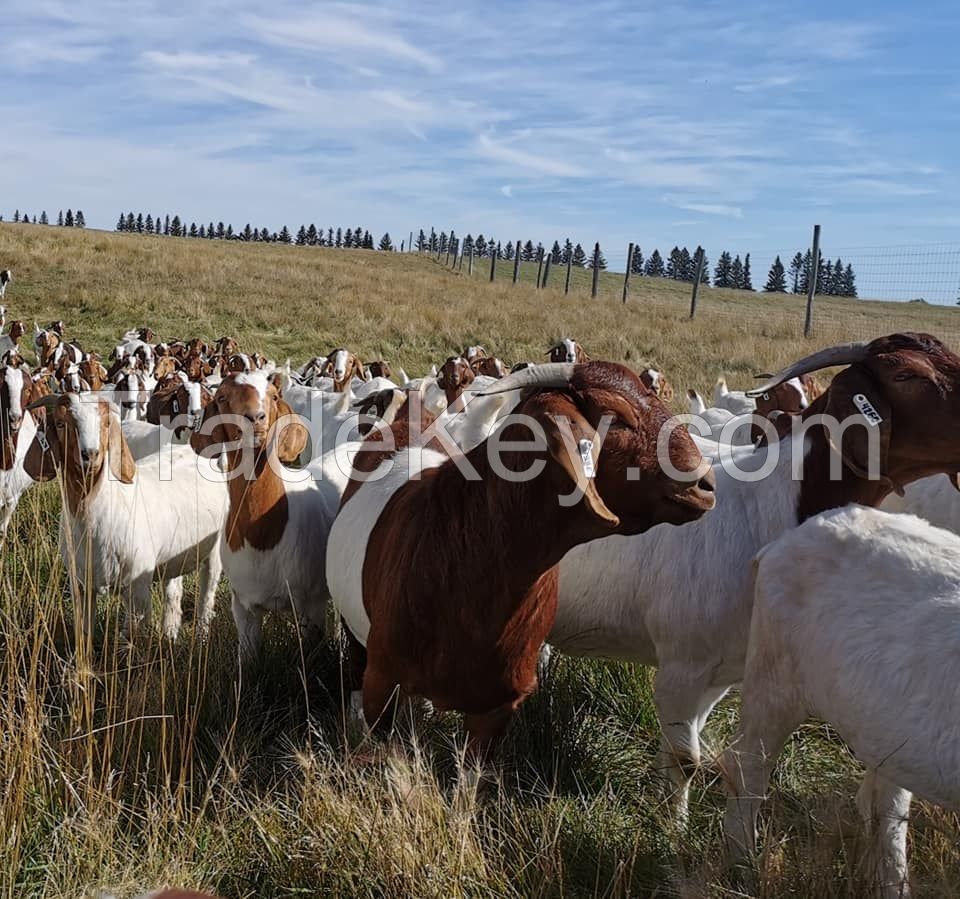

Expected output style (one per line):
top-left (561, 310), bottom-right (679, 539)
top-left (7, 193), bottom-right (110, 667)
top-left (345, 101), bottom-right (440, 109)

top-left (172, 398), bottom-right (180, 413)
top-left (853, 393), bottom-right (883, 427)
top-left (579, 438), bottom-right (596, 478)
top-left (36, 429), bottom-right (50, 452)
top-left (762, 392), bottom-right (770, 401)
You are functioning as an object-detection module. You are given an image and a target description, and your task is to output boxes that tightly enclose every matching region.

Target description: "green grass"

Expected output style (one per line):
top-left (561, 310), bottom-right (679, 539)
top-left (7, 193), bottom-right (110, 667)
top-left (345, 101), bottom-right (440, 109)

top-left (1, 223), bottom-right (959, 898)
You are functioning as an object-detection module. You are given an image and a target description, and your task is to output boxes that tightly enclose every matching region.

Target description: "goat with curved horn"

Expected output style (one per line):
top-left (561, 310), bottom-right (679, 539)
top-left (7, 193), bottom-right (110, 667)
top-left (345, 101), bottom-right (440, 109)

top-left (477, 363), bottom-right (577, 395)
top-left (747, 341), bottom-right (869, 397)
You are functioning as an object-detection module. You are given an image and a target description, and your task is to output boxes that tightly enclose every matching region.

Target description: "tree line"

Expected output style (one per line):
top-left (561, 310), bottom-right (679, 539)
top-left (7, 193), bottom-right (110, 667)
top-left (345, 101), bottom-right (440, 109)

top-left (3, 209), bottom-right (86, 227)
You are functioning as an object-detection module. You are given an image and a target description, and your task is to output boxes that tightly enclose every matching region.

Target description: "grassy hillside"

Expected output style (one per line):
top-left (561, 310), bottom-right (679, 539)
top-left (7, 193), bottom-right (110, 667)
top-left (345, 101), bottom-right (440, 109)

top-left (0, 223), bottom-right (958, 898)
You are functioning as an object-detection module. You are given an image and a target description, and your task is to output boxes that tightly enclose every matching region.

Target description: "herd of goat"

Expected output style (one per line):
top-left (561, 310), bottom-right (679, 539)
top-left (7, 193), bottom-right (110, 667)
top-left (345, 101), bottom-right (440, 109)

top-left (0, 284), bottom-right (959, 894)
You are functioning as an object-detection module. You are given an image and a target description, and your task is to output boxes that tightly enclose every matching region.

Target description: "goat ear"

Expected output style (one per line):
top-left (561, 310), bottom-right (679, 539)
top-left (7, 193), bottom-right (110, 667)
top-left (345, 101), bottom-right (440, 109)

top-left (541, 406), bottom-right (619, 528)
top-left (823, 365), bottom-right (892, 475)
top-left (23, 419), bottom-right (58, 482)
top-left (273, 398), bottom-right (308, 463)
top-left (106, 408), bottom-right (136, 484)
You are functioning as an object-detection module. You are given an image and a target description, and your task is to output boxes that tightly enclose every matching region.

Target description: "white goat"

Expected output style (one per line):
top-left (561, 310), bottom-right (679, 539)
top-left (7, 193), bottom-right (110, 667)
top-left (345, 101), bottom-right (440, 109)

top-left (25, 395), bottom-right (227, 639)
top-left (0, 364), bottom-right (39, 537)
top-left (712, 375), bottom-right (756, 416)
top-left (724, 506), bottom-right (960, 898)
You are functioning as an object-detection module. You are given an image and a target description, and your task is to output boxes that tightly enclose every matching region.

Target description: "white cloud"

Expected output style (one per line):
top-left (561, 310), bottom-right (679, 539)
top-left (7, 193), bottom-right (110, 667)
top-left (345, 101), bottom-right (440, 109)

top-left (474, 134), bottom-right (584, 178)
top-left (663, 196), bottom-right (744, 219)
top-left (501, 185), bottom-right (513, 198)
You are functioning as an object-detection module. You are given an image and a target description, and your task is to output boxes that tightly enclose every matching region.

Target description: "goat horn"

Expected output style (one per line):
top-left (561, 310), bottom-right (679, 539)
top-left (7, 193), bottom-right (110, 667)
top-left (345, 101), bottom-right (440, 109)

top-left (27, 394), bottom-right (64, 411)
top-left (478, 363), bottom-right (577, 395)
top-left (747, 342), bottom-right (869, 397)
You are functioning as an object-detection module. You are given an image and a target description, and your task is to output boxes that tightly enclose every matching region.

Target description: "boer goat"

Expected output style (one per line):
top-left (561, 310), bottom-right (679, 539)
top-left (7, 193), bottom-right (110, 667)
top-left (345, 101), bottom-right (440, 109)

top-left (639, 367), bottom-right (674, 403)
top-left (0, 321), bottom-right (26, 359)
top-left (546, 338), bottom-right (589, 364)
top-left (0, 358), bottom-right (46, 536)
top-left (0, 269), bottom-right (11, 298)
top-left (321, 348), bottom-right (367, 392)
top-left (326, 361), bottom-right (716, 769)
top-left (436, 356), bottom-right (475, 410)
top-left (724, 506), bottom-right (960, 898)
top-left (190, 372), bottom-right (346, 658)
top-left (549, 333), bottom-right (960, 821)
top-left (25, 395), bottom-right (226, 639)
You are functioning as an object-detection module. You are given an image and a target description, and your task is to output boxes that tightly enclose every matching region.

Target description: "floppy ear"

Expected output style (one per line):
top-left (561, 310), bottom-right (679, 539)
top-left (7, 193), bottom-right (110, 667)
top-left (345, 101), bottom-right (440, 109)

top-left (0, 433), bottom-right (14, 471)
top-left (189, 399), bottom-right (225, 455)
top-left (273, 397), bottom-right (308, 463)
top-left (659, 378), bottom-right (674, 403)
top-left (352, 355), bottom-right (368, 382)
top-left (823, 365), bottom-right (892, 475)
top-left (539, 403), bottom-right (619, 528)
top-left (23, 417), bottom-right (58, 481)
top-left (106, 407), bottom-right (136, 484)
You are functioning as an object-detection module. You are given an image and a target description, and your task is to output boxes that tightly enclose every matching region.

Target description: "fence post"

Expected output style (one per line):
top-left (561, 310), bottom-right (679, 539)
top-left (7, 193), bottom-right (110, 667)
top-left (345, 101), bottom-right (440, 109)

top-left (401, 240), bottom-right (405, 253)
top-left (458, 247), bottom-right (465, 271)
top-left (490, 245), bottom-right (498, 282)
top-left (564, 252), bottom-right (572, 295)
top-left (542, 254), bottom-right (551, 288)
top-left (536, 247), bottom-right (545, 288)
top-left (622, 242), bottom-right (634, 303)
top-left (409, 231), bottom-right (413, 254)
top-left (468, 245), bottom-right (474, 275)
top-left (804, 224), bottom-right (821, 337)
top-left (689, 249), bottom-right (706, 319)
top-left (445, 231), bottom-right (454, 266)
top-left (591, 243), bottom-right (601, 298)
top-left (512, 240), bottom-right (521, 284)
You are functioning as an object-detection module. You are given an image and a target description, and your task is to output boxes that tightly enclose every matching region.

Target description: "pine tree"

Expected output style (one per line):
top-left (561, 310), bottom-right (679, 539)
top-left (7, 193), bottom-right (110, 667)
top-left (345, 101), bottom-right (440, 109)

top-left (260, 227), bottom-right (270, 242)
top-left (415, 229), bottom-right (426, 251)
top-left (475, 234), bottom-right (487, 258)
top-left (438, 232), bottom-right (448, 254)
top-left (693, 247), bottom-right (709, 283)
top-left (189, 222), bottom-right (198, 237)
top-left (378, 232), bottom-right (394, 251)
top-left (587, 243), bottom-right (607, 270)
top-left (146, 214), bottom-right (154, 234)
top-left (345, 228), bottom-right (354, 248)
top-left (550, 240), bottom-right (562, 264)
top-left (225, 224), bottom-right (234, 240)
top-left (714, 251), bottom-right (733, 288)
top-left (295, 225), bottom-right (307, 246)
top-left (136, 213), bottom-right (144, 233)
top-left (789, 252), bottom-right (804, 293)
top-left (163, 215), bottom-right (170, 236)
top-left (504, 241), bottom-right (514, 261)
top-left (561, 238), bottom-right (573, 264)
top-left (277, 225), bottom-right (290, 244)
top-left (64, 209), bottom-right (74, 227)
top-left (730, 255), bottom-right (744, 289)
top-left (117, 212), bottom-right (126, 231)
top-left (126, 212), bottom-right (136, 231)
top-left (764, 256), bottom-right (787, 292)
top-left (572, 243), bottom-right (588, 267)
top-left (742, 253), bottom-right (753, 291)
top-left (666, 246), bottom-right (681, 279)
top-left (12, 210), bottom-right (19, 223)
top-left (40, 211), bottom-right (48, 225)
top-left (306, 224), bottom-right (318, 246)
top-left (522, 240), bottom-right (535, 262)
top-left (199, 225), bottom-right (206, 239)
top-left (630, 245), bottom-right (644, 275)
top-left (334, 228), bottom-right (342, 248)
top-left (679, 247), bottom-right (693, 282)
top-left (214, 222), bottom-right (224, 239)
top-left (645, 249), bottom-right (665, 277)
top-left (75, 210), bottom-right (84, 228)
top-left (244, 223), bottom-right (254, 242)
top-left (363, 230), bottom-right (374, 250)
top-left (843, 263), bottom-right (857, 298)
top-left (832, 259), bottom-right (844, 296)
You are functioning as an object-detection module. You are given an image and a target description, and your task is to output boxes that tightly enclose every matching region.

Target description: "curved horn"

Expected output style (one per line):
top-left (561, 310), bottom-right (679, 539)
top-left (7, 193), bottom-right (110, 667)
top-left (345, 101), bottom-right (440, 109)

top-left (746, 342), bottom-right (869, 397)
top-left (478, 363), bottom-right (577, 395)
top-left (27, 394), bottom-right (64, 412)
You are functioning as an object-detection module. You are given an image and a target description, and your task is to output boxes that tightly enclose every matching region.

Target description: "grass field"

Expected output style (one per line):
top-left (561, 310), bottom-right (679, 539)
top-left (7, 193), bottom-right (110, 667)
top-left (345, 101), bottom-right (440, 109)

top-left (1, 222), bottom-right (958, 898)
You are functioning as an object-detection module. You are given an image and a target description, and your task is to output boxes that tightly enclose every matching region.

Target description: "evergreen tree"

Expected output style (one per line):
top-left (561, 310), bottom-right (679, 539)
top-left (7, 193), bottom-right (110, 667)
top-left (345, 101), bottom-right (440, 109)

top-left (64, 209), bottom-right (74, 227)
top-left (40, 211), bottom-right (48, 225)
top-left (75, 210), bottom-right (85, 228)
top-left (171, 215), bottom-right (182, 237)
top-left (587, 243), bottom-right (607, 270)
top-left (12, 210), bottom-right (19, 223)
top-left (295, 225), bottom-right (307, 246)
top-left (645, 248), bottom-right (665, 277)
top-left (666, 246), bottom-right (682, 279)
top-left (225, 224), bottom-right (234, 240)
top-left (572, 243), bottom-right (588, 267)
top-left (438, 232), bottom-right (448, 255)
top-left (631, 245), bottom-right (644, 275)
top-left (742, 253), bottom-right (753, 291)
top-left (277, 225), bottom-right (290, 244)
top-left (504, 241), bottom-right (514, 261)
top-left (789, 252), bottom-right (803, 293)
top-left (335, 228), bottom-right (343, 248)
top-left (116, 212), bottom-right (124, 231)
top-left (163, 215), bottom-right (170, 236)
top-left (126, 212), bottom-right (136, 231)
top-left (59, 210), bottom-right (67, 226)
top-left (693, 246), bottom-right (709, 283)
top-left (260, 227), bottom-right (270, 242)
top-left (244, 223), bottom-right (254, 242)
top-left (145, 214), bottom-right (154, 234)
top-left (363, 230), bottom-right (374, 249)
top-left (714, 251), bottom-right (733, 287)
top-left (215, 222), bottom-right (225, 239)
top-left (306, 224), bottom-right (318, 246)
top-left (461, 234), bottom-right (474, 257)
top-left (199, 224), bottom-right (206, 239)
top-left (561, 238), bottom-right (573, 264)
top-left (414, 229), bottom-right (426, 251)
top-left (679, 247), bottom-right (693, 281)
top-left (730, 255), bottom-right (744, 289)
top-left (378, 232), bottom-right (394, 251)
top-left (832, 259), bottom-right (844, 296)
top-left (189, 222), bottom-right (198, 238)
top-left (550, 240), bottom-right (562, 264)
top-left (345, 228), bottom-right (354, 248)
top-left (764, 256), bottom-right (787, 293)
top-left (843, 263), bottom-right (857, 298)
top-left (522, 240), bottom-right (535, 262)
top-left (475, 234), bottom-right (487, 258)
top-left (136, 213), bottom-right (144, 233)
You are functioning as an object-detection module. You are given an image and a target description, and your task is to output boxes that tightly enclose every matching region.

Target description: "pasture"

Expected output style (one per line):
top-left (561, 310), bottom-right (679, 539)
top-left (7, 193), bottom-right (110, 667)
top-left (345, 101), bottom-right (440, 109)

top-left (1, 222), bottom-right (959, 898)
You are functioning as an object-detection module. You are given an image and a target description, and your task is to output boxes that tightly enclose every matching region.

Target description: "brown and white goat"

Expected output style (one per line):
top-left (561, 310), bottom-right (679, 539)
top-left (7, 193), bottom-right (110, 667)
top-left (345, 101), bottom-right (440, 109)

top-left (436, 355), bottom-right (475, 409)
top-left (639, 367), bottom-right (674, 403)
top-left (546, 338), bottom-right (589, 364)
top-left (749, 372), bottom-right (822, 443)
top-left (0, 357), bottom-right (46, 535)
top-left (327, 361), bottom-right (716, 768)
top-left (321, 348), bottom-right (366, 392)
top-left (470, 356), bottom-right (507, 379)
top-left (0, 321), bottom-right (26, 359)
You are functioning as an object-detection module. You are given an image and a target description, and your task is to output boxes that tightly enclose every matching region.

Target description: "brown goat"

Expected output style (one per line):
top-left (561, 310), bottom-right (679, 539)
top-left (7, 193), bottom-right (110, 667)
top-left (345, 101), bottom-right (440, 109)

top-left (470, 356), bottom-right (507, 378)
top-left (329, 361), bottom-right (716, 767)
top-left (436, 355), bottom-right (475, 408)
top-left (321, 348), bottom-right (366, 392)
top-left (366, 360), bottom-right (393, 380)
top-left (639, 367), bottom-right (674, 403)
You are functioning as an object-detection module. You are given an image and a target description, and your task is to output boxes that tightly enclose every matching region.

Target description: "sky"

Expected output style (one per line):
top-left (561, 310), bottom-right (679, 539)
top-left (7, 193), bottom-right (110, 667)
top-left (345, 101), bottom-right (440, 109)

top-left (2, 0), bottom-right (959, 289)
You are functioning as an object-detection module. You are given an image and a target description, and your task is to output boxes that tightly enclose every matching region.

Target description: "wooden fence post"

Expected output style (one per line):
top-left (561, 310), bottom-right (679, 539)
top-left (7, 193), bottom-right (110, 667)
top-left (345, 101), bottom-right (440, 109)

top-left (689, 249), bottom-right (706, 319)
top-left (591, 243), bottom-right (601, 298)
top-left (542, 254), bottom-right (551, 288)
top-left (490, 245), bottom-right (498, 282)
top-left (445, 230), bottom-right (454, 266)
top-left (408, 231), bottom-right (413, 253)
top-left (536, 247), bottom-right (545, 288)
top-left (804, 224), bottom-right (821, 338)
top-left (512, 240), bottom-right (521, 284)
top-left (564, 252), bottom-right (572, 295)
top-left (622, 242), bottom-right (634, 303)
top-left (468, 245), bottom-right (474, 276)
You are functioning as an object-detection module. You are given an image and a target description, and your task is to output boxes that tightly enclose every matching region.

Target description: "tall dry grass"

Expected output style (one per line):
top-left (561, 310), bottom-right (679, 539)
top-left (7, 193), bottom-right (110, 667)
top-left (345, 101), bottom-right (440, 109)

top-left (0, 223), bottom-right (958, 897)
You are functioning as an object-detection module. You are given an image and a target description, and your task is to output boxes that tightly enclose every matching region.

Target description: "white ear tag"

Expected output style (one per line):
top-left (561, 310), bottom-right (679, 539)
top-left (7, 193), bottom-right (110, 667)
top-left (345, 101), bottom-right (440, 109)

top-left (579, 438), bottom-right (596, 478)
top-left (853, 393), bottom-right (883, 427)
top-left (172, 398), bottom-right (180, 413)
top-left (36, 429), bottom-right (50, 452)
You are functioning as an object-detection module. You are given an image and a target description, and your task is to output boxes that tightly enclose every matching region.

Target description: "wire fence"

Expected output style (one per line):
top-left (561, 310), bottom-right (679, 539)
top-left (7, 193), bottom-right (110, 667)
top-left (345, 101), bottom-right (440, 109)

top-left (412, 226), bottom-right (960, 346)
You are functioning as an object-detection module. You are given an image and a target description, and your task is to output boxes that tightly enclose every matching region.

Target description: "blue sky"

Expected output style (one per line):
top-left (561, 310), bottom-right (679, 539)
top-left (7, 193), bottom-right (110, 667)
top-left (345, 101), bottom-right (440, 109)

top-left (3, 0), bottom-right (959, 281)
